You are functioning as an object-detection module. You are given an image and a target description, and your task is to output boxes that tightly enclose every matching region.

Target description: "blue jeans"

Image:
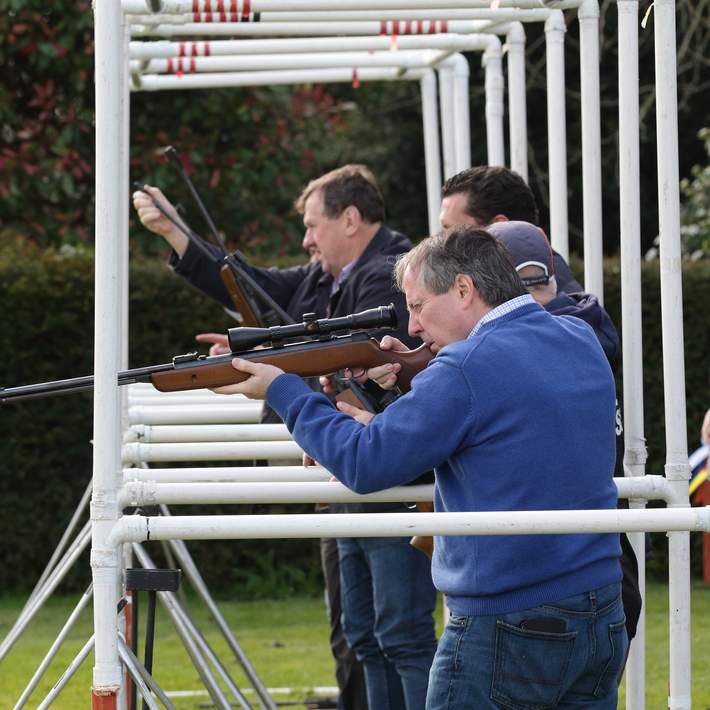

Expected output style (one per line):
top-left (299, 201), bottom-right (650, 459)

top-left (426, 582), bottom-right (627, 710)
top-left (338, 537), bottom-right (438, 710)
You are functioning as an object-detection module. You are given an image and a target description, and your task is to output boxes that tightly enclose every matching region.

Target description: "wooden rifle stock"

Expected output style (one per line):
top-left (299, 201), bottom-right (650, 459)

top-left (219, 263), bottom-right (261, 327)
top-left (150, 339), bottom-right (434, 394)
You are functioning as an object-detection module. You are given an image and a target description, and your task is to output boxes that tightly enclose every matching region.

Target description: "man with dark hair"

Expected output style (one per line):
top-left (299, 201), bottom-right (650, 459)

top-left (440, 166), bottom-right (583, 294)
top-left (216, 226), bottom-right (627, 709)
top-left (441, 165), bottom-right (540, 225)
top-left (134, 165), bottom-right (438, 710)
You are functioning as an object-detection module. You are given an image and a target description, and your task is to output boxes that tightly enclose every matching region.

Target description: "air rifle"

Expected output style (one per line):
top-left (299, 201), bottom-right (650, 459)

top-left (0, 306), bottom-right (434, 405)
top-left (141, 149), bottom-right (389, 411)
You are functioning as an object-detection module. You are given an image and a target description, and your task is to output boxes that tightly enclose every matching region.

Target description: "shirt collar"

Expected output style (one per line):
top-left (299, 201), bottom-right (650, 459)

top-left (330, 258), bottom-right (358, 295)
top-left (468, 294), bottom-right (536, 338)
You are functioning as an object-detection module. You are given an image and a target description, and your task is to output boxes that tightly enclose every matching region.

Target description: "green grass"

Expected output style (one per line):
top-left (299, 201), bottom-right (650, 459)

top-left (0, 581), bottom-right (708, 708)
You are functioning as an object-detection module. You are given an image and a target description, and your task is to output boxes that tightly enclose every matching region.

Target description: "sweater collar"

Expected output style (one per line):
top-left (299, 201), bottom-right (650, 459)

top-left (468, 294), bottom-right (537, 339)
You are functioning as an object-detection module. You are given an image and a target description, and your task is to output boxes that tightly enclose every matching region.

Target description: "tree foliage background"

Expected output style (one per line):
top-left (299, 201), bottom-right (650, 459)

top-left (1, 0), bottom-right (708, 257)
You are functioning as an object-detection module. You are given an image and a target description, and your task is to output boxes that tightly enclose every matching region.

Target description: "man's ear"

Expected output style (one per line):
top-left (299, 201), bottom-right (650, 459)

top-left (342, 205), bottom-right (361, 236)
top-left (489, 214), bottom-right (509, 224)
top-left (454, 274), bottom-right (476, 303)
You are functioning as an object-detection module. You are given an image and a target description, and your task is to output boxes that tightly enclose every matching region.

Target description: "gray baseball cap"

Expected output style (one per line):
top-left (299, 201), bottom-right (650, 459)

top-left (486, 220), bottom-right (555, 286)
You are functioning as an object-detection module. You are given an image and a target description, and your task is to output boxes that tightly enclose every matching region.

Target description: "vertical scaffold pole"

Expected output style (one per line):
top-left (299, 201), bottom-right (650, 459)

top-left (92, 0), bottom-right (125, 707)
top-left (450, 54), bottom-right (472, 173)
top-left (483, 40), bottom-right (505, 167)
top-left (420, 69), bottom-right (443, 235)
top-left (504, 22), bottom-right (528, 181)
top-left (437, 63), bottom-right (456, 179)
top-left (119, 21), bottom-right (133, 710)
top-left (578, 0), bottom-right (604, 302)
top-left (617, 1), bottom-right (647, 707)
top-left (544, 10), bottom-right (570, 261)
top-left (653, 1), bottom-right (692, 708)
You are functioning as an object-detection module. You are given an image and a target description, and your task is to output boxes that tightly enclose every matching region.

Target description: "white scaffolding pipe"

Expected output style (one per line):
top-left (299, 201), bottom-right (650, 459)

top-left (420, 69), bottom-right (442, 235)
top-left (614, 475), bottom-right (671, 502)
top-left (127, 394), bottom-right (248, 405)
top-left (617, 1), bottom-right (647, 706)
top-left (129, 32), bottom-right (526, 59)
top-left (109, 507), bottom-right (710, 546)
top-left (119, 24), bottom-right (132, 710)
top-left (437, 62), bottom-right (456, 179)
top-left (501, 22), bottom-right (528, 180)
top-left (544, 10), bottom-right (569, 261)
top-left (443, 53), bottom-right (473, 173)
top-left (133, 66), bottom-right (421, 90)
top-left (130, 8), bottom-right (559, 25)
top-left (125, 423), bottom-right (291, 443)
top-left (92, 0), bottom-right (124, 700)
top-left (124, 465), bottom-right (331, 483)
top-left (121, 469), bottom-right (671, 500)
top-left (135, 48), bottom-right (465, 73)
top-left (130, 19), bottom-right (495, 36)
top-left (122, 440), bottom-right (303, 463)
top-left (127, 403), bottom-right (263, 424)
top-left (120, 26), bottom-right (131, 375)
top-left (120, 481), bottom-right (435, 507)
top-left (119, 475), bottom-right (673, 506)
top-left (483, 39), bottom-right (505, 166)
top-left (128, 383), bottom-right (248, 395)
top-left (654, 1), bottom-right (692, 707)
top-left (578, 0), bottom-right (604, 301)
top-left (123, 0), bottom-right (582, 12)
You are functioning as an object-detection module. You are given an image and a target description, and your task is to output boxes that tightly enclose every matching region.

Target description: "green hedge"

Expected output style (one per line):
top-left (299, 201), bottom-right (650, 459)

top-left (0, 242), bottom-right (708, 594)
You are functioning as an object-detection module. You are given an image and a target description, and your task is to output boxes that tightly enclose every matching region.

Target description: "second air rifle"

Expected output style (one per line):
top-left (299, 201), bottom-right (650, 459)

top-left (0, 306), bottom-right (434, 405)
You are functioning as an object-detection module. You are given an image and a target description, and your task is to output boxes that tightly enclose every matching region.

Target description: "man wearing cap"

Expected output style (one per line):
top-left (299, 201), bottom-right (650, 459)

top-left (487, 221), bottom-right (619, 362)
top-left (438, 166), bottom-right (584, 294)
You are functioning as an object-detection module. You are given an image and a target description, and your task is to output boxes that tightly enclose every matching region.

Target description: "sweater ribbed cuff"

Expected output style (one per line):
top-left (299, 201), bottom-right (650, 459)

top-left (266, 373), bottom-right (311, 419)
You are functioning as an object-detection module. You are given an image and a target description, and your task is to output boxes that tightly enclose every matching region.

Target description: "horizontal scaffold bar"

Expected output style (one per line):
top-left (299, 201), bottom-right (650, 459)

top-left (127, 403), bottom-right (263, 424)
top-left (122, 439), bottom-right (303, 462)
top-left (123, 465), bottom-right (330, 482)
top-left (109, 507), bottom-right (710, 545)
top-left (125, 423), bottom-right (291, 443)
top-left (129, 33), bottom-right (504, 59)
top-left (133, 66), bottom-right (425, 91)
top-left (123, 0), bottom-right (579, 13)
top-left (120, 481), bottom-right (435, 506)
top-left (128, 8), bottom-right (555, 23)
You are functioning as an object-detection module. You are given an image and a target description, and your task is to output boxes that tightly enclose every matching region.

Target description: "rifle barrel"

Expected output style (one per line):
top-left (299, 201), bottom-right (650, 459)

top-left (0, 363), bottom-right (176, 404)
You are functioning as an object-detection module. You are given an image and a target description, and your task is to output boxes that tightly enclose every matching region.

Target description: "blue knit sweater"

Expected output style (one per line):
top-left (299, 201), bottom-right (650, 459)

top-left (267, 300), bottom-right (622, 615)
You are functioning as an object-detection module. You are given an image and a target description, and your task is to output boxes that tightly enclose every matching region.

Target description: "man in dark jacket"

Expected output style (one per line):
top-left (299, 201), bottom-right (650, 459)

top-left (134, 165), bottom-right (437, 710)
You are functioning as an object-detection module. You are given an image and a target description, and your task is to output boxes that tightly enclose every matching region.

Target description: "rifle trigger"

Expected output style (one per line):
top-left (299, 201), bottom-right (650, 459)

top-left (172, 352), bottom-right (201, 365)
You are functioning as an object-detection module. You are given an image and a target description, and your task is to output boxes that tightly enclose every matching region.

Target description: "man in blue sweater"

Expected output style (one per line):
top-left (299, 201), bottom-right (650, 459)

top-left (215, 226), bottom-right (627, 709)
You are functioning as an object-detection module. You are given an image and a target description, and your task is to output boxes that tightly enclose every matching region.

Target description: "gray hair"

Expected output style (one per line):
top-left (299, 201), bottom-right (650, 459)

top-left (395, 226), bottom-right (528, 306)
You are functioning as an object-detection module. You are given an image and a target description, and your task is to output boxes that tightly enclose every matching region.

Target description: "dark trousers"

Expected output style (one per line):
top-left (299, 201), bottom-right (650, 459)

top-left (321, 537), bottom-right (369, 710)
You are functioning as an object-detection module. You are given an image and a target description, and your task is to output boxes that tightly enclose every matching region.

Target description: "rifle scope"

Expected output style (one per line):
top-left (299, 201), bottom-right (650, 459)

top-left (228, 304), bottom-right (397, 352)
